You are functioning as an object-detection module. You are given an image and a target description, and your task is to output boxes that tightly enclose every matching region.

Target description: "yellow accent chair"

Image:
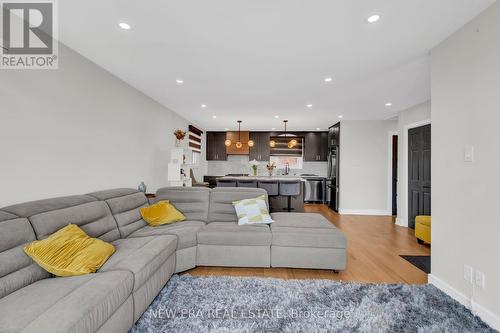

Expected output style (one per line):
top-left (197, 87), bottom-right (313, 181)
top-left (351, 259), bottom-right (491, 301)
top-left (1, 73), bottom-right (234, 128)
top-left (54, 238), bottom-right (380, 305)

top-left (415, 215), bottom-right (431, 244)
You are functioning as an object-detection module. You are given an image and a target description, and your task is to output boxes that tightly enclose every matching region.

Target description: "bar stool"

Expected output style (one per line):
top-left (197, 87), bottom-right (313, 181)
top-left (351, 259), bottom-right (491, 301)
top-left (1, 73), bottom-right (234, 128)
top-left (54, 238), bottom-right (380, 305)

top-left (257, 180), bottom-right (279, 196)
top-left (237, 180), bottom-right (257, 188)
top-left (279, 180), bottom-right (301, 212)
top-left (216, 178), bottom-right (237, 187)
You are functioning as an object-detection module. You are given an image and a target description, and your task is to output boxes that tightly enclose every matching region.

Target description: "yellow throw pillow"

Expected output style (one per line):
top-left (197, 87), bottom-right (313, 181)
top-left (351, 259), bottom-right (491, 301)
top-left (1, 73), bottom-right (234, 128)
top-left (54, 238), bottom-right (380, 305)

top-left (140, 200), bottom-right (186, 226)
top-left (24, 224), bottom-right (115, 277)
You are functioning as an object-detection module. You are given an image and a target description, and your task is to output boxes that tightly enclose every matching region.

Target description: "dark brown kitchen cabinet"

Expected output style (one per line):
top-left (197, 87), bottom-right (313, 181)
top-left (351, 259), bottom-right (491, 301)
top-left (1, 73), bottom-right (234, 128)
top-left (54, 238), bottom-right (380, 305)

top-left (206, 132), bottom-right (227, 161)
top-left (249, 132), bottom-right (270, 161)
top-left (304, 132), bottom-right (328, 161)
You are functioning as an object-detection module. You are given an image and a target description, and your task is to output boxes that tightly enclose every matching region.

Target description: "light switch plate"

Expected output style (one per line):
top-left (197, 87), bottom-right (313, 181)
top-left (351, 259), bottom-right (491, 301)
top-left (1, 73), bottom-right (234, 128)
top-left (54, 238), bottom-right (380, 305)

top-left (475, 271), bottom-right (486, 289)
top-left (464, 145), bottom-right (474, 162)
top-left (464, 264), bottom-right (473, 284)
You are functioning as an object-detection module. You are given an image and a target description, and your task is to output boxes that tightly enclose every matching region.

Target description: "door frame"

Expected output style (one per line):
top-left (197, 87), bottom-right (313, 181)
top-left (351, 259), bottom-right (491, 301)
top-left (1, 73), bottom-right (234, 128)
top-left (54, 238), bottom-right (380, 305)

top-left (398, 119), bottom-right (431, 227)
top-left (387, 130), bottom-right (398, 215)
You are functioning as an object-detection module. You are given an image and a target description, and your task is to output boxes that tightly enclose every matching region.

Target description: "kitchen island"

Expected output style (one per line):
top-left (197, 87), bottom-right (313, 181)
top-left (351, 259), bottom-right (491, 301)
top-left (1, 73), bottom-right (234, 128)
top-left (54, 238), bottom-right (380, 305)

top-left (217, 176), bottom-right (305, 212)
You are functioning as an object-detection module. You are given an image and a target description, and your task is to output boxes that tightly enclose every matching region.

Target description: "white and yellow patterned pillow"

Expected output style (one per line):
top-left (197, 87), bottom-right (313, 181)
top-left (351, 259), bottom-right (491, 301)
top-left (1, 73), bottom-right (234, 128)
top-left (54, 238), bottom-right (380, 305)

top-left (232, 195), bottom-right (274, 226)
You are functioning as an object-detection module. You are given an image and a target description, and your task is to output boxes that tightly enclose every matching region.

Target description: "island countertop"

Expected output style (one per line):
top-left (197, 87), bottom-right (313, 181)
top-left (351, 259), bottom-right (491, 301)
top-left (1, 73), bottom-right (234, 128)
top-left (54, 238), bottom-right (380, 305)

top-left (218, 175), bottom-right (306, 182)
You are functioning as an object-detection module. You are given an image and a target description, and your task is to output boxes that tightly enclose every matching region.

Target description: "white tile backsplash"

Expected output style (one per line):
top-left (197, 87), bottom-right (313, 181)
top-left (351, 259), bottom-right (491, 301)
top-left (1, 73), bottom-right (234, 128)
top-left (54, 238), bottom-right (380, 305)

top-left (207, 155), bottom-right (327, 177)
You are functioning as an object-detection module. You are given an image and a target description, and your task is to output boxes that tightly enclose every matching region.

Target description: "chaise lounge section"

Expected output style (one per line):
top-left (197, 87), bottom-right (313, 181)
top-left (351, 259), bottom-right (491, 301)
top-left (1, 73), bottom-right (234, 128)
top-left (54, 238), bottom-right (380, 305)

top-left (0, 187), bottom-right (346, 332)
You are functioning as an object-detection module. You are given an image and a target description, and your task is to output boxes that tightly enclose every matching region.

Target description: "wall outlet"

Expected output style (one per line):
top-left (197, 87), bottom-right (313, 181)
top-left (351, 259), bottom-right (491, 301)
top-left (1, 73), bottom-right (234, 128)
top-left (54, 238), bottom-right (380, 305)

top-left (464, 265), bottom-right (473, 284)
top-left (474, 270), bottom-right (486, 289)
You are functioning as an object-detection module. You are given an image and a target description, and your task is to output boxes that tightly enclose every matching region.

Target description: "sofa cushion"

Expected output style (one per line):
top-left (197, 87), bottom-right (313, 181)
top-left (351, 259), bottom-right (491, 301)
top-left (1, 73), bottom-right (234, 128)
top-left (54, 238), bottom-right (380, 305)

top-left (140, 201), bottom-right (186, 226)
top-left (270, 212), bottom-right (335, 229)
top-left (88, 189), bottom-right (149, 238)
top-left (128, 221), bottom-right (205, 249)
top-left (208, 188), bottom-right (268, 222)
top-left (99, 235), bottom-right (177, 292)
top-left (0, 211), bottom-right (50, 299)
top-left (156, 187), bottom-right (210, 222)
top-left (1, 195), bottom-right (96, 218)
top-left (24, 224), bottom-right (116, 277)
top-left (197, 222), bottom-right (271, 246)
top-left (271, 226), bottom-right (347, 249)
top-left (233, 195), bottom-right (274, 226)
top-left (30, 201), bottom-right (121, 242)
top-left (0, 270), bottom-right (133, 333)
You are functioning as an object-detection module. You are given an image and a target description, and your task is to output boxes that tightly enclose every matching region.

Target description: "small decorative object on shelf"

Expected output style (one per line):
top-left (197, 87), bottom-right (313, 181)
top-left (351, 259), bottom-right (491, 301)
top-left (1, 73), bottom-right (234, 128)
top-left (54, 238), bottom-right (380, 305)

top-left (173, 129), bottom-right (186, 147)
top-left (266, 161), bottom-right (277, 177)
top-left (138, 181), bottom-right (147, 193)
top-left (250, 159), bottom-right (259, 176)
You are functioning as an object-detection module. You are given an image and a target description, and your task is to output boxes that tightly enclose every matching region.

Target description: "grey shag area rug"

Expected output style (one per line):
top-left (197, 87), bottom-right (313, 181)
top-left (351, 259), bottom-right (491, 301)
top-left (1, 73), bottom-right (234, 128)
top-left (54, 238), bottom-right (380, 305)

top-left (131, 274), bottom-right (496, 333)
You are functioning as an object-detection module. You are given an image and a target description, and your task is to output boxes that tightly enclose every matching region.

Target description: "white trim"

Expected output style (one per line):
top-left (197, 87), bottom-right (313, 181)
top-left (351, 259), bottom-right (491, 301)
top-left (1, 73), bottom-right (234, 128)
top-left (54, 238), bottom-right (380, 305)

top-left (387, 130), bottom-right (398, 216)
top-left (400, 119), bottom-right (431, 227)
top-left (471, 300), bottom-right (500, 331)
top-left (428, 274), bottom-right (500, 330)
top-left (339, 209), bottom-right (392, 216)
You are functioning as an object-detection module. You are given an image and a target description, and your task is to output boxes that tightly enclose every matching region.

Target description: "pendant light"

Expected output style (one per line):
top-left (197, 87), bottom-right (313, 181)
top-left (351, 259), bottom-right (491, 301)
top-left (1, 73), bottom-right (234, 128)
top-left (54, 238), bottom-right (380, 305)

top-left (225, 120), bottom-right (254, 149)
top-left (284, 120), bottom-right (297, 148)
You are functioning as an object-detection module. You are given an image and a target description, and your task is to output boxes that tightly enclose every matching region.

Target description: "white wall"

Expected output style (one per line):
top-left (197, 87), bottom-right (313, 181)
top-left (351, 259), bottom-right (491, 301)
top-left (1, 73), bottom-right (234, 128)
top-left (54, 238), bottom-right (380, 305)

top-left (339, 120), bottom-right (397, 215)
top-left (396, 101), bottom-right (431, 226)
top-left (0, 43), bottom-right (206, 207)
top-left (431, 1), bottom-right (500, 327)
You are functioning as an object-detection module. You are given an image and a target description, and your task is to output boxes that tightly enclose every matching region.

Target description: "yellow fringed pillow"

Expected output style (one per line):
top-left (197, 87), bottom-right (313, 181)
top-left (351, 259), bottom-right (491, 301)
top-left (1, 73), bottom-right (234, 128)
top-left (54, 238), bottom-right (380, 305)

top-left (24, 224), bottom-right (115, 277)
top-left (140, 200), bottom-right (186, 226)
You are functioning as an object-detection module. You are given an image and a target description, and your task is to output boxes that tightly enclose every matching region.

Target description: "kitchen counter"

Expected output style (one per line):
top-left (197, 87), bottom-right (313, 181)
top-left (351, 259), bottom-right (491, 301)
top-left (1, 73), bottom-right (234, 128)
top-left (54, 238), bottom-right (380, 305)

top-left (218, 175), bottom-right (306, 182)
top-left (216, 175), bottom-right (304, 212)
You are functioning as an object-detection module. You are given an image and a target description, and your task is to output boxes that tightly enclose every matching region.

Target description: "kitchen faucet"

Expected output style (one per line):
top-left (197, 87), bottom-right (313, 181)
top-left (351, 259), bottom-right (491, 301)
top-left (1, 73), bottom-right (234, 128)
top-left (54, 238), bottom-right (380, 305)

top-left (284, 162), bottom-right (290, 175)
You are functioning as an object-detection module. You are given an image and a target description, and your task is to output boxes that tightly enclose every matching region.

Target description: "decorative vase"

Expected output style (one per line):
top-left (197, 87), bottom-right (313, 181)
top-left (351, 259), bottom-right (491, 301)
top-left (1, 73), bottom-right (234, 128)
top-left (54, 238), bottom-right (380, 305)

top-left (138, 181), bottom-right (147, 193)
top-left (267, 168), bottom-right (273, 177)
top-left (252, 166), bottom-right (258, 176)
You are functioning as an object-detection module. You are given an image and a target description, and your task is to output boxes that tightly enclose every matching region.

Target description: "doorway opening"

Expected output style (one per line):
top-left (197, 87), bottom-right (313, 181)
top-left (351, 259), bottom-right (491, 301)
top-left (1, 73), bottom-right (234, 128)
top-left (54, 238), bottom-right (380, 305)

top-left (392, 135), bottom-right (398, 216)
top-left (408, 124), bottom-right (431, 229)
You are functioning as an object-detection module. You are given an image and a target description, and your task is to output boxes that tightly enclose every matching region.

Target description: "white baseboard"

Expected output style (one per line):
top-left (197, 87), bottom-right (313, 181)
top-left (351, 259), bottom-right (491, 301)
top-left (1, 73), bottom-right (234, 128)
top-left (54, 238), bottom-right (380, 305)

top-left (428, 274), bottom-right (500, 330)
top-left (395, 217), bottom-right (408, 227)
top-left (339, 209), bottom-right (392, 216)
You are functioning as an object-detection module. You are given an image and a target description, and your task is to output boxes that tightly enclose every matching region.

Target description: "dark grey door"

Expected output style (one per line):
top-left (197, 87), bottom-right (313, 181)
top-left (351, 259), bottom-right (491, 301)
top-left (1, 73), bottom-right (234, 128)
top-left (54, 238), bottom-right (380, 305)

top-left (408, 124), bottom-right (431, 229)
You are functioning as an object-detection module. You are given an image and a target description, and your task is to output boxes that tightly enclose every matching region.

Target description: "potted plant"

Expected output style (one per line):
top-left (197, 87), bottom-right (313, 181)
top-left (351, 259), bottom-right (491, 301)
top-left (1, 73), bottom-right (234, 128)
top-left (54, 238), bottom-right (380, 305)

top-left (249, 160), bottom-right (259, 176)
top-left (173, 129), bottom-right (186, 147)
top-left (266, 161), bottom-right (277, 177)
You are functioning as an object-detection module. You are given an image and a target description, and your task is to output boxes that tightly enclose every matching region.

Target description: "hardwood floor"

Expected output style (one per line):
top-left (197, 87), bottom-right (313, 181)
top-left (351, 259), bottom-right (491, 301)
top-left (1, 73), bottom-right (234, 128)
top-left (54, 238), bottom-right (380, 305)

top-left (184, 204), bottom-right (431, 284)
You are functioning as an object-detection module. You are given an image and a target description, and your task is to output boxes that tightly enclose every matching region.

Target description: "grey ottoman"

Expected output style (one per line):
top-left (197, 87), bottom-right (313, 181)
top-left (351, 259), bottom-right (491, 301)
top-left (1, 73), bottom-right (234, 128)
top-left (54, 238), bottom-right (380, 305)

top-left (270, 213), bottom-right (347, 271)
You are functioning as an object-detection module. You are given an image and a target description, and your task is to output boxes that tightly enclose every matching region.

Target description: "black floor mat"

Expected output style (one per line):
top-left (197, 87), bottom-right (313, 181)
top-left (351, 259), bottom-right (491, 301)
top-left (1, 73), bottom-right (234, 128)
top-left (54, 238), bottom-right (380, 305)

top-left (400, 255), bottom-right (431, 274)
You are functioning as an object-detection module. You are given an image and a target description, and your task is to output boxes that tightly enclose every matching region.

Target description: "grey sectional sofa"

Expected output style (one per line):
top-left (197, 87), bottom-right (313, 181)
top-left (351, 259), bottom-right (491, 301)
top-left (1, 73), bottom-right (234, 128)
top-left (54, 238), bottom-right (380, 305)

top-left (0, 187), bottom-right (346, 333)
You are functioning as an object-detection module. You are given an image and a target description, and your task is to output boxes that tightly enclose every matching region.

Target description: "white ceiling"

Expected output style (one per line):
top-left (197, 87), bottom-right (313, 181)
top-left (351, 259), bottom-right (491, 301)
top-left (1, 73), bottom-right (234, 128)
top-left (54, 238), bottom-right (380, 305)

top-left (59, 0), bottom-right (495, 131)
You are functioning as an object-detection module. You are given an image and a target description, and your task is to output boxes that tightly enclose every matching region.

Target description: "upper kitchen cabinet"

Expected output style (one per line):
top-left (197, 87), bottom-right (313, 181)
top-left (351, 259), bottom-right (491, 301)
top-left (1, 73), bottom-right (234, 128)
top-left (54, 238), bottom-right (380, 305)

top-left (328, 123), bottom-right (340, 147)
top-left (206, 132), bottom-right (227, 161)
top-left (304, 132), bottom-right (328, 161)
top-left (249, 132), bottom-right (270, 161)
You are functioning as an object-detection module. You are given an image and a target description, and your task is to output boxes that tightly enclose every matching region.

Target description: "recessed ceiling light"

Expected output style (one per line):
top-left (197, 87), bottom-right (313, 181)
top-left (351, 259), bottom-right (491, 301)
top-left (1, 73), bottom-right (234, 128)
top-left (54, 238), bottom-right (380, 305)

top-left (119, 22), bottom-right (131, 30)
top-left (201, 104), bottom-right (207, 108)
top-left (224, 128), bottom-right (229, 131)
top-left (367, 14), bottom-right (381, 23)
top-left (385, 102), bottom-right (392, 107)
top-left (338, 115), bottom-right (343, 119)
top-left (274, 115), bottom-right (279, 119)
top-left (324, 77), bottom-right (333, 83)
top-left (212, 115), bottom-right (217, 119)
top-left (316, 128), bottom-right (321, 130)
top-left (306, 104), bottom-right (313, 108)
top-left (176, 79), bottom-right (184, 85)
top-left (271, 127), bottom-right (276, 130)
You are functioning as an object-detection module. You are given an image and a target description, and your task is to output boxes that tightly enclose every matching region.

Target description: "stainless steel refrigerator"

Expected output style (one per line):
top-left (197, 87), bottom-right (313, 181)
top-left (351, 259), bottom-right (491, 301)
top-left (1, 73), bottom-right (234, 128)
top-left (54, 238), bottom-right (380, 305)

top-left (327, 123), bottom-right (340, 212)
top-left (326, 147), bottom-right (339, 212)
